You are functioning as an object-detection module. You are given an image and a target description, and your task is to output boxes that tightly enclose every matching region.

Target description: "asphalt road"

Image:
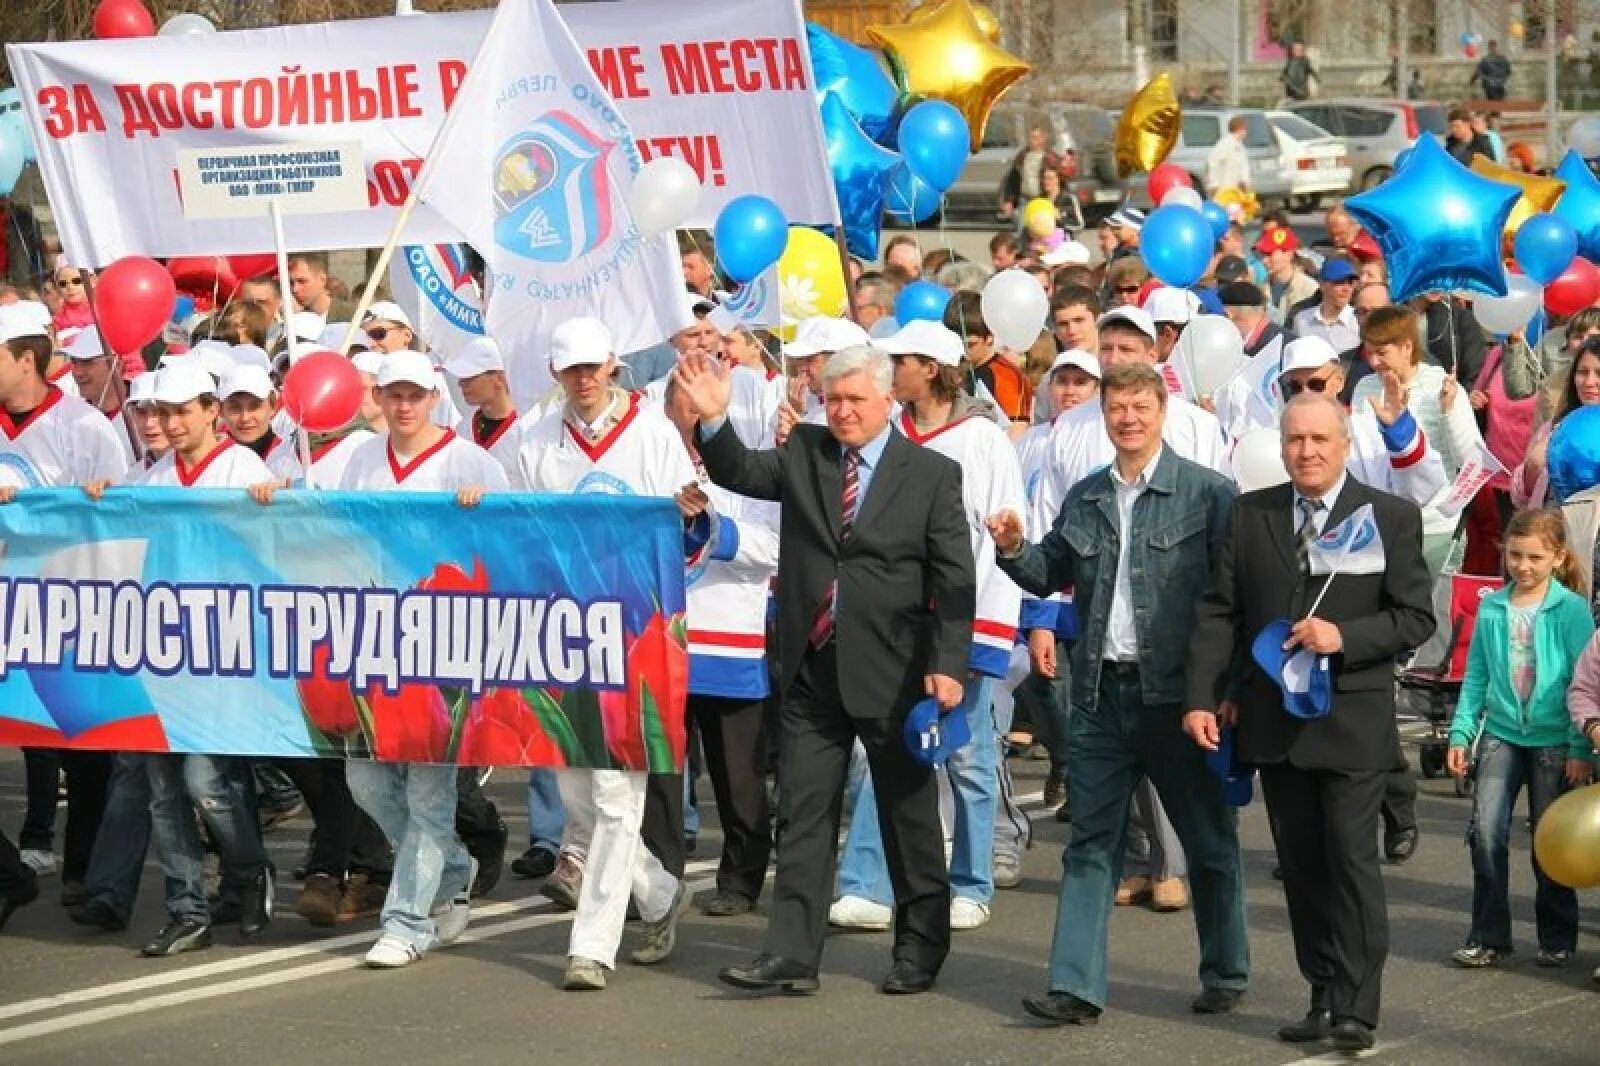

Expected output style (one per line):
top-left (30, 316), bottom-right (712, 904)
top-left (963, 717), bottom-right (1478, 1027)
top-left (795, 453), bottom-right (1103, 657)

top-left (1, 745), bottom-right (1596, 1066)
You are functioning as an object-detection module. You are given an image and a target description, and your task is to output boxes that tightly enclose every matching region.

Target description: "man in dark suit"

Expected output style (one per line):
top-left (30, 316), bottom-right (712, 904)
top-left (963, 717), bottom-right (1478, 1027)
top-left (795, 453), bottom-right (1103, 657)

top-left (672, 344), bottom-right (975, 996)
top-left (1184, 393), bottom-right (1434, 1053)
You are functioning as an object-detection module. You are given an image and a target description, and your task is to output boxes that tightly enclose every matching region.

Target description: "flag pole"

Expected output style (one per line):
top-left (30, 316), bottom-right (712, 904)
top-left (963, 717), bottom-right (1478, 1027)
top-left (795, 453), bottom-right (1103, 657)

top-left (270, 198), bottom-right (319, 490)
top-left (1303, 535), bottom-right (1356, 619)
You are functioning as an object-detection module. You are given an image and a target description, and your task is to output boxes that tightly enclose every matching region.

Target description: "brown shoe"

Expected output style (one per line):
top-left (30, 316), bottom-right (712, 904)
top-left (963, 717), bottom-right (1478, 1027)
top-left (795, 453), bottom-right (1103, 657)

top-left (1151, 877), bottom-right (1189, 912)
top-left (1114, 876), bottom-right (1151, 906)
top-left (295, 873), bottom-right (342, 927)
top-left (337, 872), bottom-right (388, 922)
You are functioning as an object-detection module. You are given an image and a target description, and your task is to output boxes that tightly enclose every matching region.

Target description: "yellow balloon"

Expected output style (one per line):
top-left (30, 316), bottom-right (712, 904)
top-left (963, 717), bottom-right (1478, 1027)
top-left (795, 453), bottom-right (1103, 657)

top-left (1469, 153), bottom-right (1566, 240)
top-left (1115, 73), bottom-right (1182, 178)
top-left (1533, 782), bottom-right (1600, 889)
top-left (1215, 185), bottom-right (1259, 223)
top-left (776, 227), bottom-right (847, 340)
top-left (868, 0), bottom-right (1031, 153)
top-left (1023, 197), bottom-right (1057, 238)
top-left (972, 2), bottom-right (1001, 42)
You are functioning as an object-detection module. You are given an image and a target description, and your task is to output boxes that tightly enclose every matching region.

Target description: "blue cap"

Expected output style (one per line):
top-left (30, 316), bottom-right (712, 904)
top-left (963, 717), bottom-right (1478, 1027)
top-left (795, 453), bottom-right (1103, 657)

top-left (1204, 724), bottom-right (1255, 807)
top-left (1318, 259), bottom-right (1358, 283)
top-left (1250, 619), bottom-right (1333, 720)
top-left (903, 697), bottom-right (971, 767)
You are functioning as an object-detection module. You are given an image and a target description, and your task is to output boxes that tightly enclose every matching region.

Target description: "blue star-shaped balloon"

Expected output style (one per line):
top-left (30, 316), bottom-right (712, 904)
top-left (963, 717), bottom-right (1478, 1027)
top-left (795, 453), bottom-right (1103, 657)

top-left (820, 91), bottom-right (899, 261)
top-left (806, 23), bottom-right (899, 144)
top-left (1554, 150), bottom-right (1600, 264)
top-left (1345, 134), bottom-right (1521, 301)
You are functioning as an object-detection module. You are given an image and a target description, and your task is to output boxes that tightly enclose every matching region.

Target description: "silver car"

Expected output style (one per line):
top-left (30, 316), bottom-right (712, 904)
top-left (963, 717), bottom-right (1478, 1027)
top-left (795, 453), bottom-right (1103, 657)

top-left (1285, 99), bottom-right (1448, 191)
top-left (1123, 107), bottom-right (1291, 208)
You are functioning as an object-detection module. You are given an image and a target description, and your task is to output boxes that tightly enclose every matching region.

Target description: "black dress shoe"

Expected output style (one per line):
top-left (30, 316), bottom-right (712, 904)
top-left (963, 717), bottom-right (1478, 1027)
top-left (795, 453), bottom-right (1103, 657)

top-left (1191, 987), bottom-right (1243, 1014)
top-left (1331, 1018), bottom-right (1375, 1052)
top-left (60, 880), bottom-right (87, 907)
top-left (69, 898), bottom-right (127, 932)
top-left (0, 879), bottom-right (39, 933)
top-left (1276, 1008), bottom-right (1333, 1043)
top-left (1022, 991), bottom-right (1102, 1026)
top-left (700, 890), bottom-right (756, 917)
top-left (510, 846), bottom-right (557, 880)
top-left (880, 959), bottom-right (936, 995)
top-left (1384, 826), bottom-right (1418, 863)
top-left (719, 953), bottom-right (820, 995)
top-left (239, 865), bottom-right (275, 938)
top-left (140, 918), bottom-right (212, 957)
top-left (468, 818), bottom-right (509, 898)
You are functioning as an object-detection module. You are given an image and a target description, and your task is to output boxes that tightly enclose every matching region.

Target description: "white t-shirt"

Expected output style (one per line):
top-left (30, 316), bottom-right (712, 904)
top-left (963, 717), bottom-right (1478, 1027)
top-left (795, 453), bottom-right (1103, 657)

top-left (140, 438), bottom-right (272, 489)
top-left (455, 410), bottom-right (523, 482)
top-left (0, 386), bottom-right (131, 487)
top-left (267, 429), bottom-right (378, 488)
top-left (513, 392), bottom-right (695, 497)
top-left (338, 430), bottom-right (509, 493)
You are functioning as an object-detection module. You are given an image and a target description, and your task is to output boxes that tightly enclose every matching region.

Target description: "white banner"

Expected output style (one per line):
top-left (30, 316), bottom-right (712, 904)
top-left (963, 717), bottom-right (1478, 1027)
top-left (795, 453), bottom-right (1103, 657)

top-left (6, 0), bottom-right (836, 266)
top-left (388, 243), bottom-right (484, 362)
top-left (1433, 440), bottom-right (1509, 520)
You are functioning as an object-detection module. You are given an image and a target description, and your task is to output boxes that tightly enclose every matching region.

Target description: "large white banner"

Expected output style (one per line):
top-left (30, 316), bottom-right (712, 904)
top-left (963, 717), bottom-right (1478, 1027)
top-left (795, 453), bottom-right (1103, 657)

top-left (5, 0), bottom-right (837, 267)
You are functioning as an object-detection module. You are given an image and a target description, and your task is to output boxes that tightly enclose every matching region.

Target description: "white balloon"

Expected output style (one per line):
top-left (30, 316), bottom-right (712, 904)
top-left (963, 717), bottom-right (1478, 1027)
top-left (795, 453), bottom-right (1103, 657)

top-left (1160, 186), bottom-right (1205, 212)
top-left (628, 157), bottom-right (702, 237)
top-left (1474, 273), bottom-right (1543, 335)
top-left (980, 269), bottom-right (1049, 353)
top-left (1231, 428), bottom-right (1290, 493)
top-left (159, 13), bottom-right (217, 35)
top-left (1568, 116), bottom-right (1600, 160)
top-left (1175, 315), bottom-right (1246, 398)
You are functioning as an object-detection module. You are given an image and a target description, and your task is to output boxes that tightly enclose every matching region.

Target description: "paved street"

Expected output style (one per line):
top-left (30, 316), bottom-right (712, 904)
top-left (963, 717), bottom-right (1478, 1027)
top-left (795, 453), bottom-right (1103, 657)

top-left (1, 747), bottom-right (1596, 1065)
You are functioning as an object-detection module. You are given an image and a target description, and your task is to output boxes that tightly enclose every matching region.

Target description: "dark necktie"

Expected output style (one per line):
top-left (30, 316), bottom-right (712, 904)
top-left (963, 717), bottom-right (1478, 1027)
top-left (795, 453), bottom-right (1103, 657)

top-left (808, 448), bottom-right (861, 649)
top-left (1296, 496), bottom-right (1323, 575)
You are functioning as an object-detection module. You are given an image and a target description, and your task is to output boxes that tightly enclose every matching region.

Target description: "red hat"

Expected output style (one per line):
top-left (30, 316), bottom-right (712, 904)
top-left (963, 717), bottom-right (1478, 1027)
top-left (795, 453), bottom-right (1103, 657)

top-left (1253, 225), bottom-right (1299, 254)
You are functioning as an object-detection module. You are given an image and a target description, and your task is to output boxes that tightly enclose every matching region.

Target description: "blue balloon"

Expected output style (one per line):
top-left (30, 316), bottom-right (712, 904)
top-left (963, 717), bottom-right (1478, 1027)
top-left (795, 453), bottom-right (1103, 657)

top-left (0, 88), bottom-right (35, 165)
top-left (896, 100), bottom-right (969, 194)
top-left (806, 23), bottom-right (898, 144)
top-left (1201, 201), bottom-right (1231, 241)
top-left (1345, 134), bottom-right (1520, 301)
top-left (171, 294), bottom-right (195, 323)
top-left (713, 195), bottom-right (789, 284)
top-left (1548, 404), bottom-right (1600, 501)
top-left (895, 280), bottom-right (951, 325)
top-left (1514, 212), bottom-right (1578, 287)
top-left (0, 125), bottom-right (23, 199)
top-left (1139, 205), bottom-right (1214, 288)
top-left (1554, 150), bottom-right (1600, 263)
top-left (820, 92), bottom-right (899, 261)
top-left (884, 161), bottom-right (942, 225)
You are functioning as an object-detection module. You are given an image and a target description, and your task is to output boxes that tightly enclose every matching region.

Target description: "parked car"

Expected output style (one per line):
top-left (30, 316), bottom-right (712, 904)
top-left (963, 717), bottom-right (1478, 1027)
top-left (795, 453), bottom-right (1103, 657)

top-left (1285, 99), bottom-right (1447, 191)
top-left (1039, 104), bottom-right (1126, 222)
top-left (1266, 110), bottom-right (1352, 211)
top-left (943, 106), bottom-right (1095, 230)
top-left (1123, 107), bottom-right (1291, 209)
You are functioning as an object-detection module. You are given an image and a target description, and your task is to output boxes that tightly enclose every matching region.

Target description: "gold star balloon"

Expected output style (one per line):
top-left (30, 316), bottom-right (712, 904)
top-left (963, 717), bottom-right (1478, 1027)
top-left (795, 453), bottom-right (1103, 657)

top-left (1470, 153), bottom-right (1567, 240)
top-left (1115, 73), bottom-right (1182, 178)
top-left (869, 0), bottom-right (1031, 153)
top-left (973, 2), bottom-right (1001, 42)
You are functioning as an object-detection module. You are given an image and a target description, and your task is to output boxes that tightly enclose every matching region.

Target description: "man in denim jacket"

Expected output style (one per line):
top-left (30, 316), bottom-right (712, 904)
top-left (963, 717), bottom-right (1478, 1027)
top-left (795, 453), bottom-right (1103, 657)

top-left (988, 362), bottom-right (1247, 1027)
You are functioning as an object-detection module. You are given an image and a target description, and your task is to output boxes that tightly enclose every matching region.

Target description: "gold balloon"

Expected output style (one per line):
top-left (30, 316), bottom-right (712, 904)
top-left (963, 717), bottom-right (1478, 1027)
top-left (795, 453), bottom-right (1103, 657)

top-left (1115, 73), bottom-right (1182, 178)
top-left (1215, 185), bottom-right (1260, 223)
top-left (1470, 153), bottom-right (1566, 239)
top-left (973, 2), bottom-right (1001, 42)
top-left (1533, 782), bottom-right (1600, 889)
top-left (868, 0), bottom-right (1031, 153)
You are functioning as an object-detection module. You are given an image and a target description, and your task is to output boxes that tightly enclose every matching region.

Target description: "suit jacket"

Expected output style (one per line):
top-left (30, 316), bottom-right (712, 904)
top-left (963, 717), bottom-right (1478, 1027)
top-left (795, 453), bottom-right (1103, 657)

top-left (697, 420), bottom-right (975, 719)
top-left (1185, 477), bottom-right (1435, 771)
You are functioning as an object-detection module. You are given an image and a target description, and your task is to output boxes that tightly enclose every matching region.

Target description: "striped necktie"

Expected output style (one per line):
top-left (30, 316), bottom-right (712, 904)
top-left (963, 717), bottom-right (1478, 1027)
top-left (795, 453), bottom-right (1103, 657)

top-left (1296, 496), bottom-right (1323, 575)
top-left (808, 448), bottom-right (861, 649)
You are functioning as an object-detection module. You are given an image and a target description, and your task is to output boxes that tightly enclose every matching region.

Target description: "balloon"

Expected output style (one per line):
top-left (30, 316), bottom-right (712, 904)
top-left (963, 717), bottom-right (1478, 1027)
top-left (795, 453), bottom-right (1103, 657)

top-left (1214, 185), bottom-right (1259, 224)
top-left (1393, 144), bottom-right (1415, 172)
top-left (805, 23), bottom-right (899, 143)
top-left (1568, 116), bottom-right (1600, 160)
top-left (896, 100), bottom-right (970, 193)
top-left (1532, 784), bottom-right (1600, 888)
top-left (714, 195), bottom-right (789, 284)
top-left (1146, 162), bottom-right (1192, 205)
top-left (868, 0), bottom-right (1030, 152)
top-left (1544, 257), bottom-right (1600, 318)
top-left (819, 92), bottom-right (899, 261)
top-left (1473, 273), bottom-right (1543, 335)
top-left (92, 256), bottom-right (176, 355)
top-left (0, 126), bottom-right (23, 199)
top-left (883, 162), bottom-right (942, 226)
top-left (158, 12), bottom-right (215, 35)
top-left (1345, 135), bottom-right (1520, 301)
top-left (776, 226), bottom-right (848, 328)
top-left (1160, 186), bottom-right (1204, 212)
top-left (92, 0), bottom-right (156, 39)
top-left (979, 268), bottom-right (1048, 352)
top-left (1022, 198), bottom-right (1057, 239)
top-left (1468, 153), bottom-right (1566, 240)
top-left (1231, 428), bottom-right (1290, 492)
top-left (281, 350), bottom-right (365, 434)
top-left (1514, 213), bottom-right (1578, 286)
top-left (1139, 204), bottom-right (1214, 288)
top-left (1201, 201), bottom-right (1231, 241)
top-left (1114, 73), bottom-right (1181, 177)
top-left (895, 280), bottom-right (952, 325)
top-left (226, 254), bottom-right (279, 280)
top-left (972, 2), bottom-right (1001, 41)
top-left (0, 87), bottom-right (36, 166)
top-left (1174, 316), bottom-right (1245, 399)
top-left (628, 156), bottom-right (702, 237)
top-left (167, 256), bottom-right (239, 303)
top-left (1553, 151), bottom-right (1600, 262)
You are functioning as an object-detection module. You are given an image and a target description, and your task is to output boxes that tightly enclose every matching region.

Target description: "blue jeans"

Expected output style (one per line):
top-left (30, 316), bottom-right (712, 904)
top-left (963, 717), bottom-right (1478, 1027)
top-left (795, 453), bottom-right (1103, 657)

top-left (85, 753), bottom-right (152, 924)
top-left (525, 768), bottom-right (565, 856)
top-left (1466, 735), bottom-right (1579, 953)
top-left (347, 761), bottom-right (470, 952)
top-left (1046, 666), bottom-right (1248, 1007)
top-left (146, 755), bottom-right (267, 924)
top-left (837, 676), bottom-right (998, 905)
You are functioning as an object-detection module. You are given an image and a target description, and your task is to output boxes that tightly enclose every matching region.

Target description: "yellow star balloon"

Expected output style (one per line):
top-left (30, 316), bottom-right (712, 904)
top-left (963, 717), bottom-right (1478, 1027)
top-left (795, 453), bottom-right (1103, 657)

top-left (869, 0), bottom-right (1031, 153)
top-left (1470, 153), bottom-right (1567, 240)
top-left (1115, 73), bottom-right (1182, 178)
top-left (973, 2), bottom-right (1001, 42)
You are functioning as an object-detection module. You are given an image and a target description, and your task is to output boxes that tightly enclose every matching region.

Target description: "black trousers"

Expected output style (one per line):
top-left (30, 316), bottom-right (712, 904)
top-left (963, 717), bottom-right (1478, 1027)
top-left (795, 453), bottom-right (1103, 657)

top-left (21, 749), bottom-right (113, 882)
top-left (1260, 763), bottom-right (1389, 1029)
top-left (277, 758), bottom-right (391, 880)
top-left (765, 642), bottom-right (948, 973)
top-left (0, 829), bottom-right (36, 897)
top-left (689, 694), bottom-right (772, 900)
top-left (1382, 758), bottom-right (1417, 835)
top-left (20, 748), bottom-right (59, 851)
top-left (640, 770), bottom-right (687, 882)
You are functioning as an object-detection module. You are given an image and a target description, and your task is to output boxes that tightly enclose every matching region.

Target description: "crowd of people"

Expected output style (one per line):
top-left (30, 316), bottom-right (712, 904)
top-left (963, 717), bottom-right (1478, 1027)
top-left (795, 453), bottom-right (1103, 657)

top-left (0, 188), bottom-right (1598, 1052)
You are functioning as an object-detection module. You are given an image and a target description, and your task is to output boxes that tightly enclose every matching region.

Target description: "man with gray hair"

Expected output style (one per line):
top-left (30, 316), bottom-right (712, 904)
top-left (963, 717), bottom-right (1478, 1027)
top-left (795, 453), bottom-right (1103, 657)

top-left (674, 344), bottom-right (976, 997)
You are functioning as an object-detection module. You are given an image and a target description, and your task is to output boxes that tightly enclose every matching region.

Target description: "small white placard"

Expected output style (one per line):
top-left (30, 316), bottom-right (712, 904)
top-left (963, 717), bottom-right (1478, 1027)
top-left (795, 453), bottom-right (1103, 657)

top-left (175, 142), bottom-right (368, 220)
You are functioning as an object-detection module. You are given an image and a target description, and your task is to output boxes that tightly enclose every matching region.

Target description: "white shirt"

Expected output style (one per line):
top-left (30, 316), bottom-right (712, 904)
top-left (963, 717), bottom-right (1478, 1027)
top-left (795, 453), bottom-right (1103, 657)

top-left (141, 438), bottom-right (271, 489)
top-left (1205, 134), bottom-right (1251, 194)
top-left (1293, 472), bottom-right (1347, 539)
top-left (1104, 448), bottom-right (1162, 662)
top-left (1291, 303), bottom-right (1361, 353)
top-left (0, 386), bottom-right (131, 488)
top-left (338, 431), bottom-right (509, 493)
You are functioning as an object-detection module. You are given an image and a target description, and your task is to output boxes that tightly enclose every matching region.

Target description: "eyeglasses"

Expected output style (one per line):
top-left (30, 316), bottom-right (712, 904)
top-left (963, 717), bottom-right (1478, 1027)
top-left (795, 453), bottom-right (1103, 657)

top-left (57, 276), bottom-right (83, 286)
top-left (1114, 285), bottom-right (1142, 295)
top-left (365, 327), bottom-right (394, 341)
top-left (1285, 374), bottom-right (1335, 395)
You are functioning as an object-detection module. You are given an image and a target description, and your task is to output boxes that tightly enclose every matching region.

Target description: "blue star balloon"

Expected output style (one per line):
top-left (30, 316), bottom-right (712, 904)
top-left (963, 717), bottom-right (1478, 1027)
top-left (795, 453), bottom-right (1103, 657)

top-left (1345, 134), bottom-right (1521, 301)
top-left (884, 160), bottom-right (942, 225)
top-left (807, 23), bottom-right (899, 144)
top-left (820, 91), bottom-right (899, 261)
top-left (1554, 150), bottom-right (1600, 264)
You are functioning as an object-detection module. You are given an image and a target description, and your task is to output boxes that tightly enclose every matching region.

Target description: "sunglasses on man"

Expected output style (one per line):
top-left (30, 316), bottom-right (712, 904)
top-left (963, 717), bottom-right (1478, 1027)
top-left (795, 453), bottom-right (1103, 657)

top-left (1284, 373), bottom-right (1337, 396)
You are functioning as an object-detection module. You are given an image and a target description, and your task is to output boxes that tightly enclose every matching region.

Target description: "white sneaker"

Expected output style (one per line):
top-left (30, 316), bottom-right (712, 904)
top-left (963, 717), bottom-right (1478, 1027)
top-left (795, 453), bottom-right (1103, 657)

top-left (20, 850), bottom-right (55, 877)
top-left (828, 895), bottom-right (892, 931)
top-left (364, 933), bottom-right (421, 969)
top-left (433, 857), bottom-right (478, 947)
top-left (950, 897), bottom-right (991, 931)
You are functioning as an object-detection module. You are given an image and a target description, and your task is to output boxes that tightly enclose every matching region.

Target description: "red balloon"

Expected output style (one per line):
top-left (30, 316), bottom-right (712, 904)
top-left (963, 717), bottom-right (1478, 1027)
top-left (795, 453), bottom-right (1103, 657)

top-left (1545, 258), bottom-right (1600, 318)
top-left (93, 256), bottom-right (176, 355)
top-left (92, 0), bottom-right (155, 39)
top-left (227, 255), bottom-right (279, 280)
top-left (167, 256), bottom-right (240, 303)
top-left (281, 350), bottom-right (365, 433)
top-left (1146, 163), bottom-right (1193, 207)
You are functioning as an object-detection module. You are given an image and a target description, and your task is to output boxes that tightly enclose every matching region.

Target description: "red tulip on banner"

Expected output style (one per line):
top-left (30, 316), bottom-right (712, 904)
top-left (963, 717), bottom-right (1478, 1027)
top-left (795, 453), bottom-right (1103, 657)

top-left (93, 255), bottom-right (176, 354)
top-left (92, 0), bottom-right (156, 39)
top-left (281, 350), bottom-right (364, 433)
top-left (1146, 163), bottom-right (1193, 207)
top-left (1545, 258), bottom-right (1600, 318)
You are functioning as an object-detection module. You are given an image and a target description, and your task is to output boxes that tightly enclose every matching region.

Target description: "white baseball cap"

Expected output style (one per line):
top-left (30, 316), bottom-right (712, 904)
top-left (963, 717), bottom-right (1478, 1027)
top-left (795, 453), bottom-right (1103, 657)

top-left (217, 364), bottom-right (276, 401)
top-left (128, 372), bottom-right (160, 407)
top-left (351, 350), bottom-right (387, 378)
top-left (1047, 349), bottom-right (1102, 379)
top-left (189, 339), bottom-right (235, 382)
top-left (1040, 240), bottom-right (1091, 268)
top-left (64, 328), bottom-right (106, 361)
top-left (1279, 336), bottom-right (1341, 377)
top-left (0, 302), bottom-right (50, 345)
top-left (1141, 287), bottom-right (1198, 325)
top-left (443, 337), bottom-right (506, 380)
top-left (375, 350), bottom-right (440, 390)
top-left (288, 311), bottom-right (327, 344)
top-left (878, 320), bottom-right (964, 367)
top-left (152, 360), bottom-right (218, 405)
top-left (362, 300), bottom-right (414, 330)
top-left (1097, 306), bottom-right (1158, 341)
top-left (549, 317), bottom-right (614, 372)
top-left (229, 343), bottom-right (272, 372)
top-left (787, 316), bottom-right (870, 359)
top-left (679, 292), bottom-right (716, 329)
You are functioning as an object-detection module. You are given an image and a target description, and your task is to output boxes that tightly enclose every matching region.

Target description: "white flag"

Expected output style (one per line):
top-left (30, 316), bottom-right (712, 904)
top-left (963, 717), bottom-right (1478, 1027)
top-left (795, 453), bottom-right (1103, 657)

top-left (411, 0), bottom-right (687, 405)
top-left (1432, 440), bottom-right (1509, 520)
top-left (388, 243), bottom-right (486, 363)
top-left (1308, 503), bottom-right (1386, 577)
